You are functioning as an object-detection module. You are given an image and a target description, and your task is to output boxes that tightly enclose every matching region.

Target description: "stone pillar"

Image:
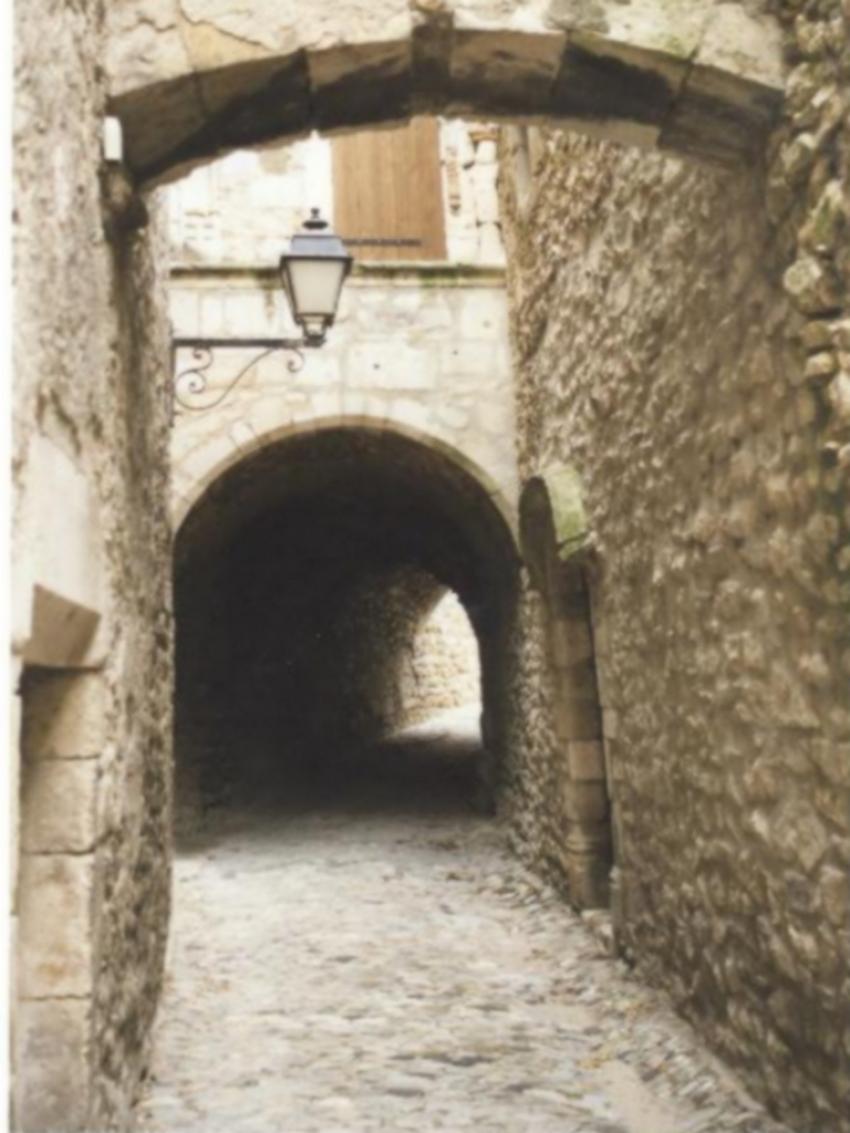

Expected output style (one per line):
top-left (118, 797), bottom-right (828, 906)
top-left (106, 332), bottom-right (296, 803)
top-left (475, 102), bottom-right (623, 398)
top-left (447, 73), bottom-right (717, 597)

top-left (13, 670), bottom-right (105, 1132)
top-left (550, 566), bottom-right (611, 908)
top-left (519, 466), bottom-right (613, 909)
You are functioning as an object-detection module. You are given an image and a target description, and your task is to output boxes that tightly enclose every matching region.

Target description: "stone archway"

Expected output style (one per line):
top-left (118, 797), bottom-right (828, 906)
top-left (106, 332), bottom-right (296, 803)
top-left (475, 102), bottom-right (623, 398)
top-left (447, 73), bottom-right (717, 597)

top-left (172, 413), bottom-right (518, 537)
top-left (106, 0), bottom-right (784, 183)
top-left (173, 422), bottom-right (519, 820)
top-left (519, 463), bottom-right (611, 909)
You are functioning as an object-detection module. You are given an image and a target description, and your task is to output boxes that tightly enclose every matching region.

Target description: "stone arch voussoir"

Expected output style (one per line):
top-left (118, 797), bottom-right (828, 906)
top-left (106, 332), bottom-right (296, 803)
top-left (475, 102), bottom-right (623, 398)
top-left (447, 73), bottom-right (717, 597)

top-left (173, 411), bottom-right (518, 546)
top-left (106, 0), bottom-right (785, 184)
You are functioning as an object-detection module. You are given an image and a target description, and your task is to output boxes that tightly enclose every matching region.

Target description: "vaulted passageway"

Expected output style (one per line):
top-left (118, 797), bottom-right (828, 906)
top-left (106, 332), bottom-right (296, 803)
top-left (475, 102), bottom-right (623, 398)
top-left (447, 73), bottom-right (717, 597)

top-left (155, 419), bottom-right (794, 1133)
top-left (174, 424), bottom-right (518, 823)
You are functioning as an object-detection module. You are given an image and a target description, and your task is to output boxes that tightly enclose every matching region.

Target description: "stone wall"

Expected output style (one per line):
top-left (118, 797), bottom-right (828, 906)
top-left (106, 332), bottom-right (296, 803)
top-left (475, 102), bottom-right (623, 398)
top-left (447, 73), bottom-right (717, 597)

top-left (303, 571), bottom-right (481, 747)
top-left (402, 590), bottom-right (481, 724)
top-left (13, 1), bottom-right (174, 1127)
top-left (498, 6), bottom-right (849, 1128)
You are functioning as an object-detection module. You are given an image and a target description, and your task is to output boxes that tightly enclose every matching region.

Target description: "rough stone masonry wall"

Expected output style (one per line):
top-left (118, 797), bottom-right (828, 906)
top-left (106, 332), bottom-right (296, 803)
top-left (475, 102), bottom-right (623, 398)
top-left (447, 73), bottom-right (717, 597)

top-left (498, 6), bottom-right (850, 1129)
top-left (330, 575), bottom-right (482, 737)
top-left (402, 590), bottom-right (482, 724)
top-left (13, 1), bottom-right (173, 1127)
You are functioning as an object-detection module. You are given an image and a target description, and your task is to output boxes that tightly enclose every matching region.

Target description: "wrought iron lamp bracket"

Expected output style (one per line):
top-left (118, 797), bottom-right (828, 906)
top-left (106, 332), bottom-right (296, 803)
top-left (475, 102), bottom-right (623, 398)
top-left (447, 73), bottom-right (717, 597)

top-left (172, 336), bottom-right (312, 413)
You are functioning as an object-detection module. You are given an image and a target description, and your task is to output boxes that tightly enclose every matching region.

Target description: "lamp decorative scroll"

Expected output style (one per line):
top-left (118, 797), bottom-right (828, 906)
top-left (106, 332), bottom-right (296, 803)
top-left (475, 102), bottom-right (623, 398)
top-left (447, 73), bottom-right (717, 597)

top-left (173, 341), bottom-right (304, 413)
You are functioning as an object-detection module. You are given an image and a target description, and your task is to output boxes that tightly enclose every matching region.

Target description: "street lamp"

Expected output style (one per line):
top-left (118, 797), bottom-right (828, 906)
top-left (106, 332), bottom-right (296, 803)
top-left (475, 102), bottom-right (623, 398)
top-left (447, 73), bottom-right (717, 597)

top-left (173, 208), bottom-right (352, 412)
top-left (279, 208), bottom-right (353, 346)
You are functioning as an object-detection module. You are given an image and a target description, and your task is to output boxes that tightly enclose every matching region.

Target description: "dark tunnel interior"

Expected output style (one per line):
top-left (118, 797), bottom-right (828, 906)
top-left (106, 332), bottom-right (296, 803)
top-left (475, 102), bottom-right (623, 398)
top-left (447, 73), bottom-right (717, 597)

top-left (173, 427), bottom-right (518, 835)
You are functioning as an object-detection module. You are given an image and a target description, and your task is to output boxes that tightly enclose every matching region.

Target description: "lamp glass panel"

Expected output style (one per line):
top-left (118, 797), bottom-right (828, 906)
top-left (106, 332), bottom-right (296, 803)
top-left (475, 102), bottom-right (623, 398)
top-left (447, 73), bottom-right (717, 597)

top-left (287, 258), bottom-right (347, 318)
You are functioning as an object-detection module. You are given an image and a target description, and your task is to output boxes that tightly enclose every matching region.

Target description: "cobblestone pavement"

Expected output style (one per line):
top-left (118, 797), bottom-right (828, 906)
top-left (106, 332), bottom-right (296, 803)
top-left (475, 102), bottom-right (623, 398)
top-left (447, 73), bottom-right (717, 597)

top-left (135, 712), bottom-right (791, 1133)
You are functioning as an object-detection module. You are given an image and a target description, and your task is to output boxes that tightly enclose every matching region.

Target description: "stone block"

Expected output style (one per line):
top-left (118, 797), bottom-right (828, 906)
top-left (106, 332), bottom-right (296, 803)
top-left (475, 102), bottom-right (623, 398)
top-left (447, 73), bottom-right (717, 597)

top-left (20, 759), bottom-right (98, 854)
top-left (549, 40), bottom-right (677, 142)
top-left (105, 1), bottom-right (189, 93)
top-left (567, 847), bottom-right (611, 910)
top-left (23, 588), bottom-right (101, 671)
top-left (222, 291), bottom-right (274, 337)
top-left (15, 434), bottom-right (105, 665)
top-left (478, 222), bottom-right (505, 264)
top-left (563, 779), bottom-right (609, 824)
top-left (555, 658), bottom-right (601, 702)
top-left (448, 28), bottom-right (565, 117)
top-left (17, 854), bottom-right (94, 998)
top-left (553, 694), bottom-right (602, 742)
top-left (308, 40), bottom-right (413, 131)
top-left (551, 615), bottom-right (595, 665)
top-left (180, 0), bottom-right (290, 59)
top-left (168, 288), bottom-right (201, 335)
top-left (115, 73), bottom-right (210, 181)
top-left (199, 293), bottom-right (227, 336)
top-left (458, 291), bottom-right (504, 339)
top-left (568, 740), bottom-right (606, 782)
top-left (439, 341), bottom-right (497, 378)
top-left (15, 997), bottom-right (91, 1133)
top-left (386, 397), bottom-right (433, 434)
top-left (660, 65), bottom-right (781, 166)
top-left (308, 389), bottom-right (344, 421)
top-left (695, 2), bottom-right (785, 90)
top-left (348, 342), bottom-right (434, 391)
top-left (21, 672), bottom-right (107, 760)
top-left (547, 0), bottom-right (707, 70)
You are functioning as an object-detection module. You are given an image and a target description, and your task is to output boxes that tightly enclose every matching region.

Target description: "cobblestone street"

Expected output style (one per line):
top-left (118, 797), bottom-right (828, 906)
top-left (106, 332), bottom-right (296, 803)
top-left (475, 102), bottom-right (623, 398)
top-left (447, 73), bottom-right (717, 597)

top-left (134, 714), bottom-right (789, 1133)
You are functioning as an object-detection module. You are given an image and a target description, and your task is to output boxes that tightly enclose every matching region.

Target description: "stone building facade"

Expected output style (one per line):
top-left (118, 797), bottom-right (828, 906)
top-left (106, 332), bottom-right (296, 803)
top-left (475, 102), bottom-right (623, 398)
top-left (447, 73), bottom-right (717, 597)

top-left (498, 6), bottom-right (850, 1128)
top-left (13, 2), bottom-right (174, 1128)
top-left (10, 1), bottom-right (850, 1132)
top-left (167, 122), bottom-right (516, 530)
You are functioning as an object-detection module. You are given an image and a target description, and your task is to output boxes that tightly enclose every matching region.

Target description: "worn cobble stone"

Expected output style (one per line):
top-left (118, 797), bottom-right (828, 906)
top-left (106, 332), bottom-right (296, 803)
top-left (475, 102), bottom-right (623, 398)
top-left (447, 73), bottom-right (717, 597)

top-left (136, 716), bottom-right (790, 1133)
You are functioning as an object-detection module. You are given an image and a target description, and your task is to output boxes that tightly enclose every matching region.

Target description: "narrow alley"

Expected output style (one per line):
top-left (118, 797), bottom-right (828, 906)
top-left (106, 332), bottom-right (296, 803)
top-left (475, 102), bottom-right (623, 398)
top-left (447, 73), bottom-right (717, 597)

top-left (135, 710), bottom-right (788, 1133)
top-left (14, 4), bottom-right (850, 1130)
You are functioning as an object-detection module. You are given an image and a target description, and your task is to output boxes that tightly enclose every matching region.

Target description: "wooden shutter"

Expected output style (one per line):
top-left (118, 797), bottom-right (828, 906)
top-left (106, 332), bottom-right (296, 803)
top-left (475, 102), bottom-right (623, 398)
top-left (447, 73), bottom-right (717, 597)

top-left (332, 117), bottom-right (446, 262)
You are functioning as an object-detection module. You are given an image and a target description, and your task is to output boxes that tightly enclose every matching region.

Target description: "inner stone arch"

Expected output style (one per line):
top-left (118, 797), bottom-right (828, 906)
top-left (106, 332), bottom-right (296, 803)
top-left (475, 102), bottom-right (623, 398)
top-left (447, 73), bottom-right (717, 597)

top-left (174, 424), bottom-right (518, 827)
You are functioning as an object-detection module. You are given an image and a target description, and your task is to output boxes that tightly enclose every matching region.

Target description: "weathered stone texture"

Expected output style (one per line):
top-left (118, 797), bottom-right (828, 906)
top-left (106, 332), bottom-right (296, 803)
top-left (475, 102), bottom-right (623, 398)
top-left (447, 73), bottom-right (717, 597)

top-left (14, 0), bottom-right (174, 1126)
top-left (498, 6), bottom-right (850, 1126)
